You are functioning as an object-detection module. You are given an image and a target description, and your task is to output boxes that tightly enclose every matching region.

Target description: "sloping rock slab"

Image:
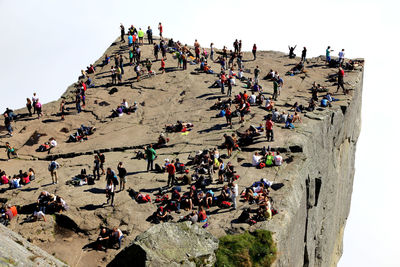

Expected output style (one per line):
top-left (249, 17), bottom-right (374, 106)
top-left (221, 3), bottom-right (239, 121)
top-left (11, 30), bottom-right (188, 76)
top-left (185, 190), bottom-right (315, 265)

top-left (0, 224), bottom-right (68, 266)
top-left (108, 222), bottom-right (219, 267)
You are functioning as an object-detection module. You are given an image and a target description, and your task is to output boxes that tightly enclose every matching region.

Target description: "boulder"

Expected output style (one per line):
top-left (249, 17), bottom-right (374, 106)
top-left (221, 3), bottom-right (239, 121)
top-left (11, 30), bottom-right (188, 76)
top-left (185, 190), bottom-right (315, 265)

top-left (108, 222), bottom-right (219, 267)
top-left (0, 224), bottom-right (67, 266)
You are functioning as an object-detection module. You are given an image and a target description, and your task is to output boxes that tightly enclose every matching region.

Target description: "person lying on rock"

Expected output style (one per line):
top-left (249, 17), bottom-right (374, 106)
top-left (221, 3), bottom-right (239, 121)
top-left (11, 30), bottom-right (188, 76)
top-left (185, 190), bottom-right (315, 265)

top-left (165, 121), bottom-right (194, 133)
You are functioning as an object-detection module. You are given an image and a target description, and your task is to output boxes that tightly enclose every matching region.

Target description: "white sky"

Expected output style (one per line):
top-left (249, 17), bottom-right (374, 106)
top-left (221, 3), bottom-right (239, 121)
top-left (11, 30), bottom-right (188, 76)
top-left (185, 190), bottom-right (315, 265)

top-left (0, 1), bottom-right (399, 266)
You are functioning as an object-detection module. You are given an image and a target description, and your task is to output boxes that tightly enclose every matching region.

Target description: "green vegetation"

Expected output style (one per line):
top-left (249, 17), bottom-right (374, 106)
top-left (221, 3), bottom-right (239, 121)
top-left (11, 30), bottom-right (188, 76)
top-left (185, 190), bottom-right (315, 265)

top-left (215, 230), bottom-right (277, 267)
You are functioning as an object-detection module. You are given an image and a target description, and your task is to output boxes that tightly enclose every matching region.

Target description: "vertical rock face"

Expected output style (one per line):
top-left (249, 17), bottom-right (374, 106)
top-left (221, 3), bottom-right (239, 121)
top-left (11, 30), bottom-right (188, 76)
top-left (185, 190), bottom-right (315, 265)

top-left (264, 70), bottom-right (363, 267)
top-left (0, 224), bottom-right (68, 266)
top-left (108, 222), bottom-right (219, 267)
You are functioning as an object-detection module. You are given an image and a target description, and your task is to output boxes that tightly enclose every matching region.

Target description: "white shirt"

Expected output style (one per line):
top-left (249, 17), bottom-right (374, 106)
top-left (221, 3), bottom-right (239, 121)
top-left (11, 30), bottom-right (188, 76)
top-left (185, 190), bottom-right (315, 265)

top-left (274, 155), bottom-right (283, 166)
top-left (50, 140), bottom-right (57, 147)
top-left (238, 71), bottom-right (243, 79)
top-left (252, 155), bottom-right (262, 166)
top-left (249, 95), bottom-right (256, 104)
top-left (34, 211), bottom-right (45, 220)
top-left (231, 184), bottom-right (239, 197)
top-left (122, 101), bottom-right (129, 108)
top-left (272, 111), bottom-right (280, 121)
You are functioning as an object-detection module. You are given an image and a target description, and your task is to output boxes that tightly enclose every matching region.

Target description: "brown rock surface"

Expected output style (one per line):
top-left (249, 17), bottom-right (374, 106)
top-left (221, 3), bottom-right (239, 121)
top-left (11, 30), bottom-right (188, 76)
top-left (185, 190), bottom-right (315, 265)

top-left (0, 36), bottom-right (362, 266)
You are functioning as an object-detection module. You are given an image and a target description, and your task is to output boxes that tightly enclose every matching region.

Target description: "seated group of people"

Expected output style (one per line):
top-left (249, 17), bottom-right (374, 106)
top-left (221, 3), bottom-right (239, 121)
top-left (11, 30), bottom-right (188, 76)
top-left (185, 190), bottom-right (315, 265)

top-left (0, 204), bottom-right (18, 226)
top-left (252, 150), bottom-right (283, 168)
top-left (37, 191), bottom-right (69, 214)
top-left (270, 108), bottom-right (302, 129)
top-left (286, 61), bottom-right (305, 75)
top-left (238, 179), bottom-right (276, 223)
top-left (67, 125), bottom-right (96, 142)
top-left (110, 99), bottom-right (139, 118)
top-left (0, 168), bottom-right (35, 188)
top-left (95, 226), bottom-right (124, 251)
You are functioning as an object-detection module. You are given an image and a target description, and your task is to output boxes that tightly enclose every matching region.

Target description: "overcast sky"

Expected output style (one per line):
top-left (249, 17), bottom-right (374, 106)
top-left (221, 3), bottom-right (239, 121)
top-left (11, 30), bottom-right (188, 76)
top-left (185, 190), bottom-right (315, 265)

top-left (0, 0), bottom-right (399, 266)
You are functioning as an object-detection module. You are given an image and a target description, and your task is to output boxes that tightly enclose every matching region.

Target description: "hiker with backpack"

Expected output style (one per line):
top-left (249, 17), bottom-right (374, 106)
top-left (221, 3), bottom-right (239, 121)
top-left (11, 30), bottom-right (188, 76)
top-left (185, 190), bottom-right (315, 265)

top-left (48, 160), bottom-right (60, 184)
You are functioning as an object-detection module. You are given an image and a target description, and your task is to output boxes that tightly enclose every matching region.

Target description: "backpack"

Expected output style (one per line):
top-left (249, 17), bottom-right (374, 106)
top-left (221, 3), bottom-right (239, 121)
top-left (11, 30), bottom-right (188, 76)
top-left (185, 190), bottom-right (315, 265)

top-left (220, 201), bottom-right (232, 209)
top-left (154, 163), bottom-right (162, 173)
top-left (258, 162), bottom-right (266, 169)
top-left (238, 209), bottom-right (250, 223)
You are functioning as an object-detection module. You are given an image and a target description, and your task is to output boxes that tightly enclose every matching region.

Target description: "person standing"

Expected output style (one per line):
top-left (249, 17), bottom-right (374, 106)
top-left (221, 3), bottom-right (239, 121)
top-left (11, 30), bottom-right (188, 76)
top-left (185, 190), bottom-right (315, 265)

top-left (230, 181), bottom-right (239, 210)
top-left (336, 67), bottom-right (347, 94)
top-left (145, 145), bottom-right (156, 172)
top-left (93, 155), bottom-right (101, 180)
top-left (146, 26), bottom-right (153, 44)
top-left (120, 24), bottom-right (125, 43)
top-left (4, 113), bottom-right (13, 136)
top-left (138, 28), bottom-right (144, 45)
top-left (98, 152), bottom-right (106, 175)
top-left (106, 178), bottom-right (115, 207)
top-left (252, 44), bottom-right (257, 60)
top-left (301, 47), bottom-right (307, 62)
top-left (210, 43), bottom-right (214, 61)
top-left (60, 100), bottom-right (65, 120)
top-left (166, 159), bottom-right (176, 187)
top-left (26, 98), bottom-right (32, 116)
top-left (75, 91), bottom-right (81, 113)
top-left (32, 93), bottom-right (38, 114)
top-left (48, 160), bottom-right (60, 184)
top-left (266, 116), bottom-right (274, 142)
top-left (117, 162), bottom-right (127, 191)
top-left (254, 66), bottom-right (260, 84)
top-left (272, 79), bottom-right (278, 101)
top-left (326, 46), bottom-right (333, 64)
top-left (158, 22), bottom-right (163, 38)
top-left (338, 49), bottom-right (345, 66)
top-left (119, 54), bottom-right (124, 75)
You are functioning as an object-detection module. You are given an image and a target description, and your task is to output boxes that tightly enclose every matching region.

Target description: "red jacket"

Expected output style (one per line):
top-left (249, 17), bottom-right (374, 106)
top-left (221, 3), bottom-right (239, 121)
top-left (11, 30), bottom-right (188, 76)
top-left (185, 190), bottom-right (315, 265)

top-left (167, 164), bottom-right (176, 175)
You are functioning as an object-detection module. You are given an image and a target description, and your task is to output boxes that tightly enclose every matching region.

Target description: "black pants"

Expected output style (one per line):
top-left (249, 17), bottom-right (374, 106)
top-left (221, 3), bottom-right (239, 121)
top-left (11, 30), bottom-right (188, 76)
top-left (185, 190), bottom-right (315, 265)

top-left (107, 192), bottom-right (114, 205)
top-left (168, 173), bottom-right (176, 187)
top-left (147, 160), bottom-right (154, 171)
top-left (93, 168), bottom-right (100, 180)
top-left (266, 129), bottom-right (274, 141)
top-left (337, 80), bottom-right (346, 94)
top-left (148, 36), bottom-right (153, 44)
top-left (272, 89), bottom-right (278, 100)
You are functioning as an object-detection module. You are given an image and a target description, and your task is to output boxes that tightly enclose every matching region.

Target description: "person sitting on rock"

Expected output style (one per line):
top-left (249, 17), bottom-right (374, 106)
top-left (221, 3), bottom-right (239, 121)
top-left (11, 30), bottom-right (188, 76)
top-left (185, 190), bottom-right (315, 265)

top-left (96, 227), bottom-right (111, 251)
top-left (265, 97), bottom-right (275, 111)
top-left (288, 61), bottom-right (304, 75)
top-left (154, 133), bottom-right (168, 149)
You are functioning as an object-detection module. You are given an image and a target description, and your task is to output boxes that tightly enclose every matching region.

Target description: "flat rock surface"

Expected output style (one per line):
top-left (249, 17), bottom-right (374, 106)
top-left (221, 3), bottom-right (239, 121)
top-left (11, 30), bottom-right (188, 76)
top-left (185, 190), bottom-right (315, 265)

top-left (0, 36), bottom-right (362, 266)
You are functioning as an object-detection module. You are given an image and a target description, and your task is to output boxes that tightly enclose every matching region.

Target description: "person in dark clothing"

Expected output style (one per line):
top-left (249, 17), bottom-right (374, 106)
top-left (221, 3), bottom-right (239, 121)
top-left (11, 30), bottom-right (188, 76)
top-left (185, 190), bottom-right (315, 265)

top-left (96, 227), bottom-right (111, 251)
top-left (117, 162), bottom-right (127, 191)
top-left (336, 67), bottom-right (348, 94)
top-left (301, 47), bottom-right (307, 62)
top-left (146, 26), bottom-right (153, 44)
top-left (93, 155), bottom-right (101, 180)
top-left (4, 113), bottom-right (13, 136)
top-left (223, 133), bottom-right (235, 157)
top-left (288, 45), bottom-right (297, 58)
top-left (120, 24), bottom-right (125, 42)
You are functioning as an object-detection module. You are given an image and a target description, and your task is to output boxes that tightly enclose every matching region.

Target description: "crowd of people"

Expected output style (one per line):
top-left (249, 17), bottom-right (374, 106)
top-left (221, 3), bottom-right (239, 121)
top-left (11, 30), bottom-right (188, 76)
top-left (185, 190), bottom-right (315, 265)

top-left (0, 21), bottom-right (361, 255)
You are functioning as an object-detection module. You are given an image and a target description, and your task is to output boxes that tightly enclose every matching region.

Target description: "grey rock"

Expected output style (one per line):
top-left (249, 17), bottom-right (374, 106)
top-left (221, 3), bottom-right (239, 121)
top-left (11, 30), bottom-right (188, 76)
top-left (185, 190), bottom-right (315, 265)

top-left (108, 222), bottom-right (219, 267)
